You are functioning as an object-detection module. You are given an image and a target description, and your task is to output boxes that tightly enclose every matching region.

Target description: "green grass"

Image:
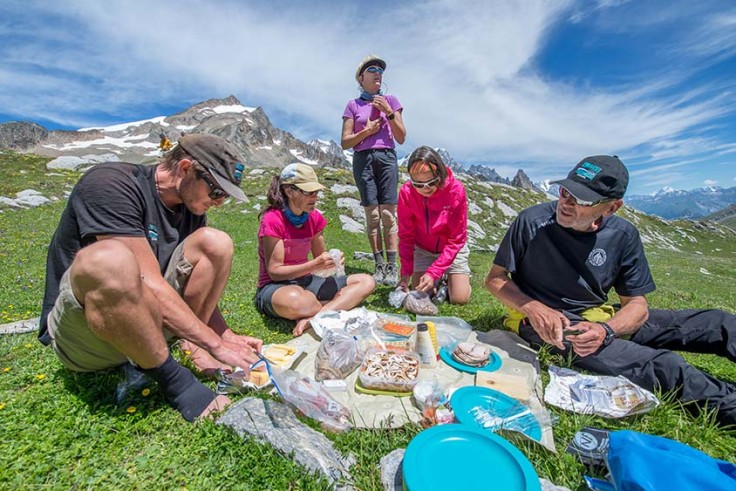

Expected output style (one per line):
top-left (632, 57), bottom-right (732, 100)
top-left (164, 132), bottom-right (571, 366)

top-left (1, 150), bottom-right (735, 490)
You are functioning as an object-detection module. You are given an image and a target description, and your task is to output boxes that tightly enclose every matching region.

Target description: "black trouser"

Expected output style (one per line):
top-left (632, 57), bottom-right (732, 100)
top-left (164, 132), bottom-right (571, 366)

top-left (519, 308), bottom-right (736, 427)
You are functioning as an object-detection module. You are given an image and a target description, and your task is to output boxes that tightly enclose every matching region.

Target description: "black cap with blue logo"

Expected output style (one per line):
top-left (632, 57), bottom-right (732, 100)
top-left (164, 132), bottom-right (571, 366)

top-left (552, 155), bottom-right (629, 202)
top-left (178, 134), bottom-right (247, 202)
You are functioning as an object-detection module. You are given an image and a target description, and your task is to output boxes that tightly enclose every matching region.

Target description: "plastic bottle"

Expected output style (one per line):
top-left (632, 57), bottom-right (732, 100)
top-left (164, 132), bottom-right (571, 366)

top-left (424, 320), bottom-right (439, 359)
top-left (415, 323), bottom-right (437, 368)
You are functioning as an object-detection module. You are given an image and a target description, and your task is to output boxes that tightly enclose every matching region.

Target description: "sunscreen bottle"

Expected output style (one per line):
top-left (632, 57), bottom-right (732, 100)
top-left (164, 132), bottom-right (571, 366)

top-left (416, 323), bottom-right (437, 368)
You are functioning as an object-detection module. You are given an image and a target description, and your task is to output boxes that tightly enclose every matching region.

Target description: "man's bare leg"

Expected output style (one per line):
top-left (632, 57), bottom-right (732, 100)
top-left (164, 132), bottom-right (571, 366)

top-left (70, 240), bottom-right (227, 420)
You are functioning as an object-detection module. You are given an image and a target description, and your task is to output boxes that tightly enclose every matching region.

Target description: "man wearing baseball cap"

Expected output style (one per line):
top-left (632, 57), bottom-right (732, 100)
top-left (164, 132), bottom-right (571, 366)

top-left (486, 155), bottom-right (736, 427)
top-left (39, 133), bottom-right (262, 422)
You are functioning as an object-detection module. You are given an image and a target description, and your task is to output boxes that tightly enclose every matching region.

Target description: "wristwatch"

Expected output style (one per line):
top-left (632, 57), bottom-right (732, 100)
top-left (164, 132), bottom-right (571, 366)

top-left (387, 112), bottom-right (396, 121)
top-left (599, 322), bottom-right (616, 346)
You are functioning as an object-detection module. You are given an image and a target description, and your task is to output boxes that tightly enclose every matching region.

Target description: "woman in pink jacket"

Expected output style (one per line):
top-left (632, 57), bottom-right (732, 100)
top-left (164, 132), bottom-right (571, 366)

top-left (397, 146), bottom-right (471, 304)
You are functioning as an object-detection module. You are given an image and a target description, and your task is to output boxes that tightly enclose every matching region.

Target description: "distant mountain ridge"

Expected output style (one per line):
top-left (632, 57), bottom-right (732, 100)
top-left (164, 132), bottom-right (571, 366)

top-left (626, 186), bottom-right (736, 220)
top-left (1, 95), bottom-right (537, 191)
top-left (0, 96), bottom-right (349, 169)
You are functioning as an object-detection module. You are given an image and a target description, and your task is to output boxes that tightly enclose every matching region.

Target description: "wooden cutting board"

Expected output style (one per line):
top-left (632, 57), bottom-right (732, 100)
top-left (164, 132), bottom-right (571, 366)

top-left (475, 371), bottom-right (532, 402)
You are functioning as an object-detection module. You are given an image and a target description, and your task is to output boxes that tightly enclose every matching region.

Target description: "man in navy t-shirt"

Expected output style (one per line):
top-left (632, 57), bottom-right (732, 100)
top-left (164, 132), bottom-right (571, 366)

top-left (486, 155), bottom-right (736, 427)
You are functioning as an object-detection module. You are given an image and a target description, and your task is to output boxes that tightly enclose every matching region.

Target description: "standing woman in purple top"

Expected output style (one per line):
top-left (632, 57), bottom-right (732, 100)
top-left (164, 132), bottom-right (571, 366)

top-left (341, 54), bottom-right (406, 287)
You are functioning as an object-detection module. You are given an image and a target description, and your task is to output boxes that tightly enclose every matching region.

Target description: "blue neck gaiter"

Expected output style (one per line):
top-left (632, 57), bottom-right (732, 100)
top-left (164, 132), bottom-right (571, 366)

top-left (360, 90), bottom-right (382, 101)
top-left (283, 207), bottom-right (309, 227)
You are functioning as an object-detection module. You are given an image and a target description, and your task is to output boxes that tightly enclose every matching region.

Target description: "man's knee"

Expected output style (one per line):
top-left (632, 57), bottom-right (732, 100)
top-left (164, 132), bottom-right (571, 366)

top-left (348, 273), bottom-right (376, 295)
top-left (379, 205), bottom-right (397, 235)
top-left (188, 227), bottom-right (234, 262)
top-left (71, 241), bottom-right (142, 298)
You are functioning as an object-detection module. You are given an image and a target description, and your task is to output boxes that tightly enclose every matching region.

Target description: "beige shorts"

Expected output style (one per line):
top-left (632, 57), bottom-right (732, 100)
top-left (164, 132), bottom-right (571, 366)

top-left (413, 243), bottom-right (471, 276)
top-left (47, 241), bottom-right (193, 372)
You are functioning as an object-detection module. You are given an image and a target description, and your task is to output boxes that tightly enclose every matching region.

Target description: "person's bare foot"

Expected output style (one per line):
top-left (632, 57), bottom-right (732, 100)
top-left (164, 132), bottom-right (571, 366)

top-left (293, 318), bottom-right (311, 337)
top-left (198, 394), bottom-right (231, 420)
top-left (180, 340), bottom-right (231, 378)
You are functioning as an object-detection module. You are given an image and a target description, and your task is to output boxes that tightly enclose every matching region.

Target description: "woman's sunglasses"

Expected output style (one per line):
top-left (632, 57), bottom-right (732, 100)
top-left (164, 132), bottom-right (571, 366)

top-left (410, 176), bottom-right (440, 189)
top-left (290, 185), bottom-right (320, 197)
top-left (195, 169), bottom-right (228, 199)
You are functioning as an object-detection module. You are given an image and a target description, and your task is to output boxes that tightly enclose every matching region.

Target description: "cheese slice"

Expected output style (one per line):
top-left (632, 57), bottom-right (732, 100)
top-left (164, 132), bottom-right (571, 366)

top-left (263, 344), bottom-right (296, 365)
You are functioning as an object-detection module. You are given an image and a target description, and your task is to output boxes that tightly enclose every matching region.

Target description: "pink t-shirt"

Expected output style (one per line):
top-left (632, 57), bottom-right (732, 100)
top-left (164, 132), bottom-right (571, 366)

top-left (257, 208), bottom-right (328, 288)
top-left (342, 95), bottom-right (402, 152)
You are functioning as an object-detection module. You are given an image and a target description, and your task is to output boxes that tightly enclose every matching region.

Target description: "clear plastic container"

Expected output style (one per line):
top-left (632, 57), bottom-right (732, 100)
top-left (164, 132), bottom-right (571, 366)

top-left (358, 348), bottom-right (420, 393)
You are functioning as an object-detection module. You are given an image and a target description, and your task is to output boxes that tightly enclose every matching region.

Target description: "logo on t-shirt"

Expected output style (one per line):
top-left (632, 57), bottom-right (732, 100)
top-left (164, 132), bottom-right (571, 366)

top-left (588, 248), bottom-right (606, 267)
top-left (147, 224), bottom-right (159, 243)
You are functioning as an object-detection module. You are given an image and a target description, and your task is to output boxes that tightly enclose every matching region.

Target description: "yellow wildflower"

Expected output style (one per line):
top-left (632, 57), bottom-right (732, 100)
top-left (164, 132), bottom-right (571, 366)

top-left (35, 374), bottom-right (46, 380)
top-left (24, 343), bottom-right (33, 349)
top-left (127, 406), bottom-right (137, 414)
top-left (142, 388), bottom-right (151, 397)
top-left (2, 367), bottom-right (10, 373)
top-left (0, 403), bottom-right (5, 410)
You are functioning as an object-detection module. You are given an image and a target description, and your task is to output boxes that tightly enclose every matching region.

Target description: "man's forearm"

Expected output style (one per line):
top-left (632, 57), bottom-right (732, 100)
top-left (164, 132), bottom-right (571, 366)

top-left (607, 295), bottom-right (649, 336)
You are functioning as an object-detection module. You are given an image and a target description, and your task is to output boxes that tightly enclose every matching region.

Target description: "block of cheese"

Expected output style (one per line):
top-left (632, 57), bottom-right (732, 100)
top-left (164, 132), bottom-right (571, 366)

top-left (248, 370), bottom-right (270, 387)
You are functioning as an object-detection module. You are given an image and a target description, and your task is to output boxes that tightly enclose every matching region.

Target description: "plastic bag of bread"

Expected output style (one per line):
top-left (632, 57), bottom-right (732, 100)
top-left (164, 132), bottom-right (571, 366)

top-left (314, 329), bottom-right (363, 381)
top-left (403, 290), bottom-right (438, 315)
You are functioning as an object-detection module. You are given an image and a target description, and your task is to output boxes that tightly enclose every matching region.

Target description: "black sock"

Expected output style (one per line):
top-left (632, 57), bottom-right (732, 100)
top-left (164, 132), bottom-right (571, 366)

top-left (386, 251), bottom-right (397, 264)
top-left (139, 354), bottom-right (216, 422)
top-left (374, 251), bottom-right (385, 265)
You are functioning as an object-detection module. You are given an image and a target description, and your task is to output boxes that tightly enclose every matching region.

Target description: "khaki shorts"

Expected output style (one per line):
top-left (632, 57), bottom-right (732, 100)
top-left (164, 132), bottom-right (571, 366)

top-left (47, 241), bottom-right (193, 372)
top-left (413, 243), bottom-right (471, 276)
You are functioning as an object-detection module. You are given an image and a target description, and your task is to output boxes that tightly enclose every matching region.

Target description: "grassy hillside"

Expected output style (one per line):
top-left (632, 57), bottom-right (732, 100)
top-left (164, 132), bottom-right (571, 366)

top-left (1, 150), bottom-right (735, 489)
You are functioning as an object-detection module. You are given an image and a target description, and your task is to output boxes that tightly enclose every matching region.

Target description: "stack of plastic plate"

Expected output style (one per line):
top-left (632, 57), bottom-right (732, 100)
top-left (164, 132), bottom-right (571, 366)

top-left (402, 424), bottom-right (540, 491)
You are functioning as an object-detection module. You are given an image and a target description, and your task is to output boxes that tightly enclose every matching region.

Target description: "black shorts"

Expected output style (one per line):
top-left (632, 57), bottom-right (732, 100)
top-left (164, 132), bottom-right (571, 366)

top-left (352, 148), bottom-right (398, 206)
top-left (254, 274), bottom-right (349, 319)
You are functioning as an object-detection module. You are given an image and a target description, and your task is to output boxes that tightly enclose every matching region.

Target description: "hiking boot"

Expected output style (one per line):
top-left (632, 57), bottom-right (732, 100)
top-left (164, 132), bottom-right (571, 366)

top-left (373, 263), bottom-right (386, 284)
top-left (383, 263), bottom-right (398, 287)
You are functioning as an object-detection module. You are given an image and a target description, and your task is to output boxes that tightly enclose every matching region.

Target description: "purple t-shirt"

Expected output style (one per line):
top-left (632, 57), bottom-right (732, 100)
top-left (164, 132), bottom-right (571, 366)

top-left (257, 208), bottom-right (327, 288)
top-left (342, 95), bottom-right (402, 152)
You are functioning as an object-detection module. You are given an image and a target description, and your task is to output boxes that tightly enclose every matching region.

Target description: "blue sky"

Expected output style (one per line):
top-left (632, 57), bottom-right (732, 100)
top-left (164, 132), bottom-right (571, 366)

top-left (1, 0), bottom-right (734, 195)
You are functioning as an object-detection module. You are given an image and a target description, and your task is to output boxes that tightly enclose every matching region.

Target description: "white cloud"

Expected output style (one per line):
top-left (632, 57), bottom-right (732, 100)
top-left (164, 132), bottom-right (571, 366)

top-left (703, 179), bottom-right (718, 186)
top-left (0, 0), bottom-right (735, 194)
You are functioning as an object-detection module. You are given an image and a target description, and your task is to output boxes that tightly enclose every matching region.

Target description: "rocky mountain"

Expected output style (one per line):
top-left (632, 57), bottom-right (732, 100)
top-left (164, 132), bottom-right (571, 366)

top-left (0, 95), bottom-right (349, 169)
top-left (626, 186), bottom-right (736, 220)
top-left (701, 203), bottom-right (736, 229)
top-left (0, 121), bottom-right (49, 150)
top-left (511, 169), bottom-right (536, 190)
top-left (464, 164), bottom-right (509, 184)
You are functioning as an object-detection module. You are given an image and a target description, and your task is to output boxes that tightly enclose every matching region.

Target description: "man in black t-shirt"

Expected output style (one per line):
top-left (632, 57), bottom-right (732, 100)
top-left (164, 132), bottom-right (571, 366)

top-left (486, 155), bottom-right (736, 427)
top-left (40, 134), bottom-right (263, 422)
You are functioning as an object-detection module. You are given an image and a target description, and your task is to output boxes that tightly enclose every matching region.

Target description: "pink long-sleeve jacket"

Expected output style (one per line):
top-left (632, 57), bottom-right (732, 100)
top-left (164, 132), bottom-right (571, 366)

top-left (397, 167), bottom-right (468, 280)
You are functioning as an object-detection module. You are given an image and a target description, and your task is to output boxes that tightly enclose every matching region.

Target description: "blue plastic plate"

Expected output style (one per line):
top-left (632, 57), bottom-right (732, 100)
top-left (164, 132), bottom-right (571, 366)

top-left (439, 346), bottom-right (502, 373)
top-left (451, 386), bottom-right (543, 442)
top-left (402, 424), bottom-right (540, 491)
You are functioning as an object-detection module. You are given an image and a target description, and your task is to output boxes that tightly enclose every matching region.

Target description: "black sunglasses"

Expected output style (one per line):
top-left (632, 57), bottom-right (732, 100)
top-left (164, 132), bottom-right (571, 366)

top-left (195, 169), bottom-right (228, 199)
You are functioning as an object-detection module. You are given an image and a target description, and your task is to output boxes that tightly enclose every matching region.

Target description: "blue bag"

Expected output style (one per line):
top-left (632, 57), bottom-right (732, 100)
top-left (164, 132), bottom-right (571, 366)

top-left (607, 430), bottom-right (736, 491)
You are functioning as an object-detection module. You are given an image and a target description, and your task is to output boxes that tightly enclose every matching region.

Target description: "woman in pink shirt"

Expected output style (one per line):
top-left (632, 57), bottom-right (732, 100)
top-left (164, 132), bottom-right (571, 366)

top-left (341, 54), bottom-right (407, 287)
top-left (255, 163), bottom-right (375, 336)
top-left (397, 146), bottom-right (471, 304)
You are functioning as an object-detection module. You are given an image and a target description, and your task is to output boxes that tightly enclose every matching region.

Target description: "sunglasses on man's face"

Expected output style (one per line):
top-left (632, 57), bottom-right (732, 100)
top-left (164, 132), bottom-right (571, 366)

top-left (410, 176), bottom-right (440, 189)
top-left (559, 187), bottom-right (609, 207)
top-left (290, 185), bottom-right (320, 197)
top-left (364, 66), bottom-right (384, 75)
top-left (195, 169), bottom-right (228, 199)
